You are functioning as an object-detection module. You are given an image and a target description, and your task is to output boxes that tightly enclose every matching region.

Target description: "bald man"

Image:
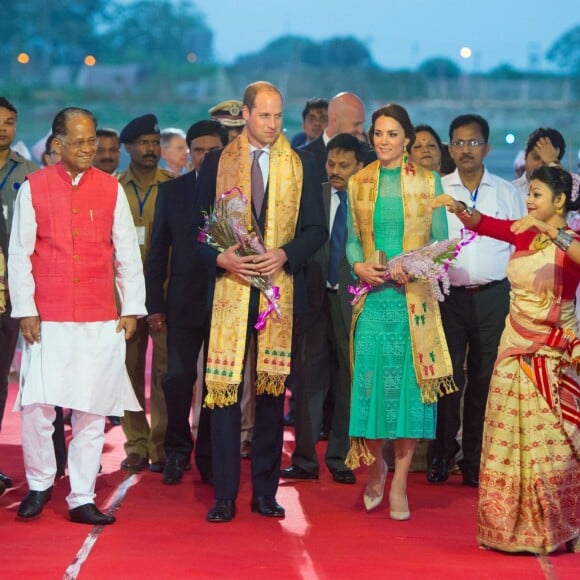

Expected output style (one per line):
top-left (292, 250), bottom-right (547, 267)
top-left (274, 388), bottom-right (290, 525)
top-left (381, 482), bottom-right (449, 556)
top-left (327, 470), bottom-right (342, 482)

top-left (301, 92), bottom-right (372, 184)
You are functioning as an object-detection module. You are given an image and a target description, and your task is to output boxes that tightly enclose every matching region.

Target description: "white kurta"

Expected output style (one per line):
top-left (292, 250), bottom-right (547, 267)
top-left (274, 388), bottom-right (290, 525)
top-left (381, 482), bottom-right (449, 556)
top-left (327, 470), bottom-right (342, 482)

top-left (8, 176), bottom-right (146, 416)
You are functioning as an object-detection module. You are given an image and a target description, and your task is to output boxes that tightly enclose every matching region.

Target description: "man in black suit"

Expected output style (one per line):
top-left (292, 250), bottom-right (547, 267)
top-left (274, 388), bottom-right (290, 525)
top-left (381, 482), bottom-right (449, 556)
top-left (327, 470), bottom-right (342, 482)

top-left (301, 91), bottom-right (370, 184)
top-left (186, 120), bottom-right (226, 180)
top-left (145, 121), bottom-right (227, 485)
top-left (195, 81), bottom-right (327, 523)
top-left (294, 92), bottom-right (373, 438)
top-left (281, 134), bottom-right (363, 483)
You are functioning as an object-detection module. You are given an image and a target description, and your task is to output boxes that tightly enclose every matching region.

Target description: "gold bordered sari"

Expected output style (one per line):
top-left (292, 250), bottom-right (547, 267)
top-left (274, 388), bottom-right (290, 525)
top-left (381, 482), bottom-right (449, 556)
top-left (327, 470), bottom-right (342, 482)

top-left (478, 238), bottom-right (580, 554)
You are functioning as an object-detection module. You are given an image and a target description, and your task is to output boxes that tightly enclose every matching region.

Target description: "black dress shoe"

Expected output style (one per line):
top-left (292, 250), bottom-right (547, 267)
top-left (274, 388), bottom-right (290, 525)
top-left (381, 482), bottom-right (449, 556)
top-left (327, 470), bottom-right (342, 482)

top-left (0, 471), bottom-right (13, 489)
top-left (207, 499), bottom-right (235, 523)
top-left (162, 457), bottom-right (187, 485)
top-left (107, 416), bottom-right (121, 426)
top-left (280, 465), bottom-right (318, 480)
top-left (460, 466), bottom-right (479, 488)
top-left (18, 487), bottom-right (53, 519)
top-left (251, 496), bottom-right (285, 518)
top-left (148, 460), bottom-right (166, 473)
top-left (331, 469), bottom-right (356, 484)
top-left (69, 503), bottom-right (116, 525)
top-left (427, 457), bottom-right (451, 483)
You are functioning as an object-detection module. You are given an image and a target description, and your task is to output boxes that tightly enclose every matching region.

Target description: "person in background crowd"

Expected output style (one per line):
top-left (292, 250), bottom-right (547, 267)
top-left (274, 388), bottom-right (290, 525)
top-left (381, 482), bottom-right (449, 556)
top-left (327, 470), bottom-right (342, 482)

top-left (291, 98), bottom-right (329, 148)
top-left (160, 128), bottom-right (189, 176)
top-left (407, 124), bottom-right (443, 174)
top-left (41, 134), bottom-right (61, 167)
top-left (186, 120), bottom-right (227, 181)
top-left (93, 128), bottom-right (121, 175)
top-left (118, 114), bottom-right (174, 473)
top-left (512, 128), bottom-right (566, 204)
top-left (281, 133), bottom-right (363, 485)
top-left (0, 96), bottom-right (38, 495)
top-left (209, 100), bottom-right (245, 143)
top-left (428, 114), bottom-right (525, 488)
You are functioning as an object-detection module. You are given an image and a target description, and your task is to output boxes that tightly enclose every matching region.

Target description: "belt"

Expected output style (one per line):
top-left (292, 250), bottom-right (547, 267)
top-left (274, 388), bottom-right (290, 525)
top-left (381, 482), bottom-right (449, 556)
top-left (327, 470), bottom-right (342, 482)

top-left (451, 279), bottom-right (506, 293)
top-left (326, 287), bottom-right (339, 294)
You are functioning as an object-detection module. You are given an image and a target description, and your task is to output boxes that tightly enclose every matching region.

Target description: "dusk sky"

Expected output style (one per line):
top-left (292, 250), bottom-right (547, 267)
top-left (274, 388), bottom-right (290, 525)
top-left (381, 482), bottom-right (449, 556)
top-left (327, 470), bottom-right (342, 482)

top-left (198, 0), bottom-right (578, 72)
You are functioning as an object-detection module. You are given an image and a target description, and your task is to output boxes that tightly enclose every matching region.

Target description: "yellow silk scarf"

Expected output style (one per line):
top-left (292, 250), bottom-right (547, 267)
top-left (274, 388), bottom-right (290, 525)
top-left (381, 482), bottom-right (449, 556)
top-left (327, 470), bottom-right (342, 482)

top-left (348, 158), bottom-right (456, 403)
top-left (205, 131), bottom-right (303, 407)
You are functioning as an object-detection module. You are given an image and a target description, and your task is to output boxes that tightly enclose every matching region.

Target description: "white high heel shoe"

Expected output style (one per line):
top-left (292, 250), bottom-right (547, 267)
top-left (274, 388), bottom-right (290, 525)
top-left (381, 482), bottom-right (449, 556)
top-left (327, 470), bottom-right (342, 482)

top-left (363, 460), bottom-right (388, 512)
top-left (389, 490), bottom-right (410, 521)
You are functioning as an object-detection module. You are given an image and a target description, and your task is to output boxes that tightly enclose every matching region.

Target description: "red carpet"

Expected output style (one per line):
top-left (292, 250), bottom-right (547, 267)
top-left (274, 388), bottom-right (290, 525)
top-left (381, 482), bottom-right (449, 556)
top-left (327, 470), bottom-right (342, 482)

top-left (1, 381), bottom-right (578, 579)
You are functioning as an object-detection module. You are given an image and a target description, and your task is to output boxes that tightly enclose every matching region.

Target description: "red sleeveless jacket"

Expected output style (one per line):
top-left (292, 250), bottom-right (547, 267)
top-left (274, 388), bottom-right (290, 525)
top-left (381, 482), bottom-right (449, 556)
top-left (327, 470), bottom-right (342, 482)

top-left (28, 164), bottom-right (119, 322)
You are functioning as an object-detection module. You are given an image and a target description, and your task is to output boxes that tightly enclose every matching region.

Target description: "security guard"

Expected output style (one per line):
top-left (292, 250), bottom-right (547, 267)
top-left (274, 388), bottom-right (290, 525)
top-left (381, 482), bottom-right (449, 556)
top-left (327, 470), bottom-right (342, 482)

top-left (208, 100), bottom-right (245, 143)
top-left (117, 114), bottom-right (174, 473)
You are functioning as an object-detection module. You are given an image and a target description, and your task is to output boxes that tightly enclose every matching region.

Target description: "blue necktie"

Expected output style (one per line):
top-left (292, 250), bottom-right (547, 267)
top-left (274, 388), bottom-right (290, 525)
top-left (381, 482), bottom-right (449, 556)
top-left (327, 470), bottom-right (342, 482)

top-left (328, 190), bottom-right (347, 287)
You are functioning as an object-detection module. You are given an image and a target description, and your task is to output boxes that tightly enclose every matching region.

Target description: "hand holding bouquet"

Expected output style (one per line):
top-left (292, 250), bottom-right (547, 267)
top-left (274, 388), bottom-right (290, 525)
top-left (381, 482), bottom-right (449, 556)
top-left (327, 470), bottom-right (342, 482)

top-left (349, 236), bottom-right (474, 304)
top-left (198, 187), bottom-right (281, 329)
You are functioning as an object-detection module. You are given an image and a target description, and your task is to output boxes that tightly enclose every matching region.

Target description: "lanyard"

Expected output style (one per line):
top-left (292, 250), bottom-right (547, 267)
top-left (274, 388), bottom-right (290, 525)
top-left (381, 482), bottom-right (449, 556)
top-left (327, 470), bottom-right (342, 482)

top-left (469, 185), bottom-right (480, 208)
top-left (130, 182), bottom-right (154, 221)
top-left (0, 161), bottom-right (18, 194)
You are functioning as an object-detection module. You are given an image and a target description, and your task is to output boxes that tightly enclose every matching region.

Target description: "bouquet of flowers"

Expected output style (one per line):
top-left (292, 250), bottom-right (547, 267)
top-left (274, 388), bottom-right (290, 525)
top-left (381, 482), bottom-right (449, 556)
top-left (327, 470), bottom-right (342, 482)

top-left (198, 187), bottom-right (281, 330)
top-left (348, 235), bottom-right (475, 305)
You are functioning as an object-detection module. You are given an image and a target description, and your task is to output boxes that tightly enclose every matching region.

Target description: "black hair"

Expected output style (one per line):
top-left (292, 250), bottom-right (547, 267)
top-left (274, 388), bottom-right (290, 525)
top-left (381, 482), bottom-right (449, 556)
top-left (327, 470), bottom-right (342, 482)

top-left (96, 128), bottom-right (119, 140)
top-left (449, 114), bottom-right (489, 143)
top-left (529, 166), bottom-right (578, 213)
top-left (302, 98), bottom-right (329, 121)
top-left (186, 120), bottom-right (227, 149)
top-left (327, 133), bottom-right (366, 163)
top-left (406, 124), bottom-right (443, 154)
top-left (0, 97), bottom-right (17, 116)
top-left (525, 128), bottom-right (566, 160)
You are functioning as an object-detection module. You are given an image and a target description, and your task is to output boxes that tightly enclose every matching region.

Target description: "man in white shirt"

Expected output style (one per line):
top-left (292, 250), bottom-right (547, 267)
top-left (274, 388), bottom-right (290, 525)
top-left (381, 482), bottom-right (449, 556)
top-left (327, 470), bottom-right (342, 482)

top-left (9, 107), bottom-right (145, 524)
top-left (428, 114), bottom-right (525, 488)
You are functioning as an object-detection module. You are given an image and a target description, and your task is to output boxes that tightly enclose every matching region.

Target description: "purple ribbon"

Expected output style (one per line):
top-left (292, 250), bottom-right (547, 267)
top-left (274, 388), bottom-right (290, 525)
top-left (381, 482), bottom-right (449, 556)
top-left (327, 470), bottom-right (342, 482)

top-left (255, 285), bottom-right (281, 330)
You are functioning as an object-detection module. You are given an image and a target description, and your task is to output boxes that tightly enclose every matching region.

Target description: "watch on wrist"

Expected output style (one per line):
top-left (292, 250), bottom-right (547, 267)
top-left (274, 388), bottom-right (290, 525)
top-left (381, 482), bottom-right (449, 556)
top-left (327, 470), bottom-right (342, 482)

top-left (457, 201), bottom-right (473, 217)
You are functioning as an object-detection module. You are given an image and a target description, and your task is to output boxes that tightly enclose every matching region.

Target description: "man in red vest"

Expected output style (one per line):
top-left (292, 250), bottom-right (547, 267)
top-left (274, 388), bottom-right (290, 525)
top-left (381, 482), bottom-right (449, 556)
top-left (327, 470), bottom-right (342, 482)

top-left (8, 107), bottom-right (146, 525)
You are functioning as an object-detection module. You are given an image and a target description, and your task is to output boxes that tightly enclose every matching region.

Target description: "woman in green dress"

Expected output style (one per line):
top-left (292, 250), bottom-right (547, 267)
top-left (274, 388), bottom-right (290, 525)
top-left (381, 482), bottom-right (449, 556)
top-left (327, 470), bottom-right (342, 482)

top-left (345, 104), bottom-right (452, 519)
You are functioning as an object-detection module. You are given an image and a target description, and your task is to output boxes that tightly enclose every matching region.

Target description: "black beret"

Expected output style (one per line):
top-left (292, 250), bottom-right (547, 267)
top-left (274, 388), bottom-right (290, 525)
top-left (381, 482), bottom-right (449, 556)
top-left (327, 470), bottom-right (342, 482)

top-left (119, 114), bottom-right (160, 144)
top-left (186, 120), bottom-right (224, 148)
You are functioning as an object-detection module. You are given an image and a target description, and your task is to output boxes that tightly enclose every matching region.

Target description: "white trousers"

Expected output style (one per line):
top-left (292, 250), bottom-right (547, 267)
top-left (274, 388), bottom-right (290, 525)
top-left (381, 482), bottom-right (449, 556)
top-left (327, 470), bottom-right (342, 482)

top-left (21, 403), bottom-right (106, 509)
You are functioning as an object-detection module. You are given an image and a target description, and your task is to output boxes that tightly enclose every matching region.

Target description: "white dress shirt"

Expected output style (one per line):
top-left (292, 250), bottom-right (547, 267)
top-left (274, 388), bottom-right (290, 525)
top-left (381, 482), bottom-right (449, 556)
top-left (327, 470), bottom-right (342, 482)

top-left (442, 167), bottom-right (525, 287)
top-left (9, 173), bottom-right (145, 415)
top-left (512, 173), bottom-right (528, 207)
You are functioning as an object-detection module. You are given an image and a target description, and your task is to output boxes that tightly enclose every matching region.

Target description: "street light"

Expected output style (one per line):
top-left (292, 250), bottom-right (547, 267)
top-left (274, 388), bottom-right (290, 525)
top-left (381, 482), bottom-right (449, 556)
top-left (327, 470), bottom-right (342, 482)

top-left (17, 53), bottom-right (30, 64)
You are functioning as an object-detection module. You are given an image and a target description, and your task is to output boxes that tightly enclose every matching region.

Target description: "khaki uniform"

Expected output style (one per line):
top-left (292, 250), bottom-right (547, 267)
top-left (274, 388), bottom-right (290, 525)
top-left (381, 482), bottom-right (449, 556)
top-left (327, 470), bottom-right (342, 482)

top-left (118, 167), bottom-right (174, 463)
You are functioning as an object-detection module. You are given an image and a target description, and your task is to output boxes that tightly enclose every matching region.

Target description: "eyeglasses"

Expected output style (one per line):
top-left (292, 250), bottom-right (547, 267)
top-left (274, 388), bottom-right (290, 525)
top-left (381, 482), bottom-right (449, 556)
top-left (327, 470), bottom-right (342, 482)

top-left (62, 138), bottom-right (97, 149)
top-left (450, 139), bottom-right (486, 149)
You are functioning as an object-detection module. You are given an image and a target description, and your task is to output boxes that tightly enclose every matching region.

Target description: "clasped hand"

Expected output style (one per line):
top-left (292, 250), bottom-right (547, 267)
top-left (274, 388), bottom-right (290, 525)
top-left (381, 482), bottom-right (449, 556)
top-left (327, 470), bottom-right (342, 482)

top-left (217, 242), bottom-right (287, 278)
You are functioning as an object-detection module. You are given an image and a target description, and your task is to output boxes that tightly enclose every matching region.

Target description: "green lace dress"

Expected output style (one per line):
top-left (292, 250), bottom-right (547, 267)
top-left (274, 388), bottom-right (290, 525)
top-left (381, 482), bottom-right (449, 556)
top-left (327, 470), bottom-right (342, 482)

top-left (347, 166), bottom-right (448, 440)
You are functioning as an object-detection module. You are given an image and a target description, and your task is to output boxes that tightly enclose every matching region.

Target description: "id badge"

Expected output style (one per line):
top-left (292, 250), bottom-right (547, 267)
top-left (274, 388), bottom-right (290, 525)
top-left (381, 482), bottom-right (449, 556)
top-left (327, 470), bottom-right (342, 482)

top-left (135, 225), bottom-right (146, 246)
